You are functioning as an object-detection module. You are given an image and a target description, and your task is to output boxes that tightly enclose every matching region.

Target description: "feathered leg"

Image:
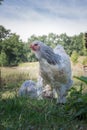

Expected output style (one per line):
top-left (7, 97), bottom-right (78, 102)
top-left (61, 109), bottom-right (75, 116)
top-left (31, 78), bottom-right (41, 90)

top-left (56, 86), bottom-right (67, 104)
top-left (56, 79), bottom-right (73, 104)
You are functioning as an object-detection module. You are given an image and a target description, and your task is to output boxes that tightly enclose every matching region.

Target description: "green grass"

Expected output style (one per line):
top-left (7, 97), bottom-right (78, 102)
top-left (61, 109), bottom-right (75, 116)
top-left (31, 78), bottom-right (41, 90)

top-left (0, 62), bottom-right (87, 130)
top-left (0, 91), bottom-right (87, 130)
top-left (0, 95), bottom-right (86, 130)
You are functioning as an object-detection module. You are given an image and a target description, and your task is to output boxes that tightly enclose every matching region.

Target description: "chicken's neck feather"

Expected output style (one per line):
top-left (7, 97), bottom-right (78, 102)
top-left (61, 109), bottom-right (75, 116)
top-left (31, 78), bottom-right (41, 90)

top-left (40, 45), bottom-right (61, 65)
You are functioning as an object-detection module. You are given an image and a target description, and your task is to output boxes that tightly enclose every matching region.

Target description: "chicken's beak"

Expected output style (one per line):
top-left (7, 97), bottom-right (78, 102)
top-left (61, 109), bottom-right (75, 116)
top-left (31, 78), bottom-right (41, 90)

top-left (30, 44), bottom-right (33, 49)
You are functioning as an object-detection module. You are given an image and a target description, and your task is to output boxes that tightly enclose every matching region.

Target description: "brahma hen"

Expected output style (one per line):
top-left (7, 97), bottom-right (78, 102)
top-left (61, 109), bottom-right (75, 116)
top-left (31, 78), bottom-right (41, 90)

top-left (18, 78), bottom-right (53, 99)
top-left (30, 41), bottom-right (73, 103)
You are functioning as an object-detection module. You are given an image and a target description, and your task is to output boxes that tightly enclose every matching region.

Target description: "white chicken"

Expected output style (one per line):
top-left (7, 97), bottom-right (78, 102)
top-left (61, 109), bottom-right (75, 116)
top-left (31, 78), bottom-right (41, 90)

top-left (18, 78), bottom-right (53, 99)
top-left (30, 41), bottom-right (73, 103)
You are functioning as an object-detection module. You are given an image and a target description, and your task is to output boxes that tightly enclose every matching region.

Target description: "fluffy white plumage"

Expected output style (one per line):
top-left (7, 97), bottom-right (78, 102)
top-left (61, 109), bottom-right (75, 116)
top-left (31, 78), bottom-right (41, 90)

top-left (18, 80), bottom-right (37, 98)
top-left (30, 41), bottom-right (73, 103)
top-left (18, 78), bottom-right (53, 99)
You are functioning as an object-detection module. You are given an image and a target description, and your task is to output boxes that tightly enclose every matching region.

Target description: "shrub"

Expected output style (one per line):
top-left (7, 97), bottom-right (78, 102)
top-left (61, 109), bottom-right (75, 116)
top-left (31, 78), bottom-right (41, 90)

top-left (0, 51), bottom-right (8, 66)
top-left (71, 51), bottom-right (79, 64)
top-left (82, 57), bottom-right (87, 65)
top-left (66, 76), bottom-right (87, 120)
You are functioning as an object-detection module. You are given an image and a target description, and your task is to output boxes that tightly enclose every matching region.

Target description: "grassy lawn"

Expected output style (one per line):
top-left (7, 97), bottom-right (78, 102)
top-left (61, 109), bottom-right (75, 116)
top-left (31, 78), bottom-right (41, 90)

top-left (1, 96), bottom-right (86, 130)
top-left (0, 62), bottom-right (87, 130)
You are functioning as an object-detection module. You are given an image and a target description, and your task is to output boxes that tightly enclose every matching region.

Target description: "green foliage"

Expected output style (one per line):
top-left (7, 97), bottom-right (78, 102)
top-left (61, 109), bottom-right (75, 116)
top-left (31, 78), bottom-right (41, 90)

top-left (0, 50), bottom-right (8, 66)
top-left (74, 76), bottom-right (87, 84)
top-left (0, 25), bottom-right (10, 42)
top-left (66, 76), bottom-right (87, 120)
top-left (71, 51), bottom-right (79, 64)
top-left (82, 57), bottom-right (87, 65)
top-left (67, 85), bottom-right (87, 121)
top-left (28, 33), bottom-right (84, 57)
top-left (83, 33), bottom-right (87, 56)
top-left (71, 33), bottom-right (84, 55)
top-left (0, 26), bottom-right (28, 66)
top-left (0, 25), bottom-right (85, 65)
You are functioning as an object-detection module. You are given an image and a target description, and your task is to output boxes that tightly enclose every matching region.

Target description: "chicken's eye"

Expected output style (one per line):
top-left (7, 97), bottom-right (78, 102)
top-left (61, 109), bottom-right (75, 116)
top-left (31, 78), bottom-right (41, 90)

top-left (34, 43), bottom-right (38, 46)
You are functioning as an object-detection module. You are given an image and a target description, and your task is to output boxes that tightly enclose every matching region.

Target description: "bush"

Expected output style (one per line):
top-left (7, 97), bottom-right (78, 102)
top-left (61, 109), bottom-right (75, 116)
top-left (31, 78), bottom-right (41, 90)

top-left (0, 51), bottom-right (8, 66)
top-left (82, 57), bottom-right (87, 65)
top-left (71, 51), bottom-right (79, 64)
top-left (66, 76), bottom-right (87, 120)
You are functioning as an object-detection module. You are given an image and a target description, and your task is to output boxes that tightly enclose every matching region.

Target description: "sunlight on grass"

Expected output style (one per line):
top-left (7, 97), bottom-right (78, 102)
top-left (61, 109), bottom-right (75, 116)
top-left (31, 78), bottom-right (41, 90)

top-left (0, 62), bottom-right (39, 89)
top-left (19, 62), bottom-right (39, 67)
top-left (1, 91), bottom-right (16, 99)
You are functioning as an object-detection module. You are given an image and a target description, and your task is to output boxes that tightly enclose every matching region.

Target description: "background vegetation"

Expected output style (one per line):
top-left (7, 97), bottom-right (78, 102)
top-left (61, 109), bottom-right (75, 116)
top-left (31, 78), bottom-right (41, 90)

top-left (0, 25), bottom-right (87, 66)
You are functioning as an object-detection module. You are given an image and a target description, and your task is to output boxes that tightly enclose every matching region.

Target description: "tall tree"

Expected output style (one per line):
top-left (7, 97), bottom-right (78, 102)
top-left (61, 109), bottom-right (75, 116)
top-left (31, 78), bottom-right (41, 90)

top-left (2, 34), bottom-right (27, 65)
top-left (0, 25), bottom-right (11, 41)
top-left (0, 26), bottom-right (28, 66)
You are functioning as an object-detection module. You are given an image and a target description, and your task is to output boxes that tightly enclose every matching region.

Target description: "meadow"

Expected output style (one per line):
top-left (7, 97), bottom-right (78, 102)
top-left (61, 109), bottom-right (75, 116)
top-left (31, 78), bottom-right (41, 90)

top-left (0, 62), bottom-right (87, 130)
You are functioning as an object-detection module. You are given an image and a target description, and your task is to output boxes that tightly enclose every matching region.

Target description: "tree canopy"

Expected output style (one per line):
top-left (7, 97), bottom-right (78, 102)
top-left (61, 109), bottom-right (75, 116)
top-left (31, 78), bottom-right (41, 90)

top-left (0, 25), bottom-right (28, 66)
top-left (0, 25), bottom-right (86, 66)
top-left (28, 32), bottom-right (85, 58)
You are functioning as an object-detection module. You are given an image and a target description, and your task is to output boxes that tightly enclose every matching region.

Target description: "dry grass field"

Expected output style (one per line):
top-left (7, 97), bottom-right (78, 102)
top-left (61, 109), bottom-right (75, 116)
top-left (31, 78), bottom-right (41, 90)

top-left (0, 60), bottom-right (86, 89)
top-left (1, 60), bottom-right (86, 82)
top-left (1, 62), bottom-right (39, 80)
